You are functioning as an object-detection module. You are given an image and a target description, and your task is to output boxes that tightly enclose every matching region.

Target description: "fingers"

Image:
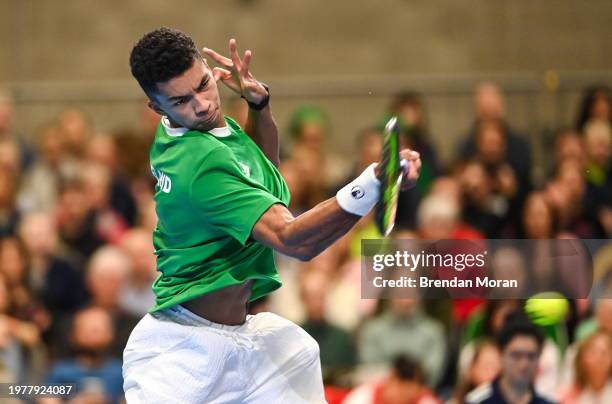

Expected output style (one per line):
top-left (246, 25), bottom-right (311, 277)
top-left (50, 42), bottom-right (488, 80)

top-left (202, 47), bottom-right (232, 67)
top-left (242, 49), bottom-right (252, 77)
top-left (229, 38), bottom-right (242, 72)
top-left (212, 67), bottom-right (232, 82)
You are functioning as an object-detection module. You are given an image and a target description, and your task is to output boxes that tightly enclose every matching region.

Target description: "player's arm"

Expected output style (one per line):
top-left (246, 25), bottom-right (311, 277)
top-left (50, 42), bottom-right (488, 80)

top-left (204, 39), bottom-right (280, 166)
top-left (252, 150), bottom-right (421, 261)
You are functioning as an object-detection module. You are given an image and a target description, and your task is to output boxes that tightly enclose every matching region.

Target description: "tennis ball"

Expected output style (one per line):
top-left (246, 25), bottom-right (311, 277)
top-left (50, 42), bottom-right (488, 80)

top-left (524, 292), bottom-right (570, 326)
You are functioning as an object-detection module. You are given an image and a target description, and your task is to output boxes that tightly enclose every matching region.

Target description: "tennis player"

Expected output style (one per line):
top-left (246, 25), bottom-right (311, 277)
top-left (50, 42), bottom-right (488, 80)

top-left (123, 27), bottom-right (421, 403)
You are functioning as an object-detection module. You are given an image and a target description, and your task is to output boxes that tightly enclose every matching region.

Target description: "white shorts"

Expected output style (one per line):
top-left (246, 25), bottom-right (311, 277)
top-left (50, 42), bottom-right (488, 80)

top-left (123, 305), bottom-right (326, 404)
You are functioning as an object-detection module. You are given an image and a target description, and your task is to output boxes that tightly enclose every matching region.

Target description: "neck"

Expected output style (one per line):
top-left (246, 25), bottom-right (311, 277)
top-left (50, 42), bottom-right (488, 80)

top-left (500, 376), bottom-right (532, 403)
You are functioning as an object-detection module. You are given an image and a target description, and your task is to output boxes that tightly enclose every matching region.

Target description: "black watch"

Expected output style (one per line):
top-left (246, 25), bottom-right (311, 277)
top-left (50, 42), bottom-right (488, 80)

top-left (243, 83), bottom-right (270, 110)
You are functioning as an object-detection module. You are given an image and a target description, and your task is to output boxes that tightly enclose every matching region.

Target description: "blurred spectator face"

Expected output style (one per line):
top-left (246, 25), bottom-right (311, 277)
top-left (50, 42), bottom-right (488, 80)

top-left (300, 270), bottom-right (328, 322)
top-left (86, 247), bottom-right (130, 310)
top-left (18, 213), bottom-right (58, 256)
top-left (119, 228), bottom-right (156, 280)
top-left (474, 83), bottom-right (505, 121)
top-left (544, 180), bottom-right (574, 224)
top-left (591, 90), bottom-right (611, 123)
top-left (81, 163), bottom-right (112, 209)
top-left (459, 161), bottom-right (490, 205)
top-left (0, 141), bottom-right (21, 174)
top-left (575, 331), bottom-right (612, 389)
top-left (523, 192), bottom-right (553, 239)
top-left (357, 130), bottom-right (383, 171)
top-left (554, 130), bottom-right (585, 167)
top-left (417, 194), bottom-right (459, 239)
top-left (469, 342), bottom-right (501, 386)
top-left (430, 177), bottom-right (461, 207)
top-left (500, 335), bottom-right (540, 388)
top-left (71, 307), bottom-right (114, 355)
top-left (584, 121), bottom-right (612, 167)
top-left (37, 125), bottom-right (64, 167)
top-left (390, 298), bottom-right (418, 316)
top-left (476, 120), bottom-right (506, 165)
top-left (596, 299), bottom-right (612, 333)
top-left (58, 181), bottom-right (91, 221)
top-left (0, 93), bottom-right (13, 135)
top-left (0, 237), bottom-right (26, 286)
top-left (58, 108), bottom-right (91, 157)
top-left (86, 135), bottom-right (118, 172)
top-left (297, 122), bottom-right (327, 151)
top-left (0, 167), bottom-right (16, 209)
top-left (491, 247), bottom-right (527, 295)
top-left (556, 159), bottom-right (585, 201)
top-left (395, 101), bottom-right (424, 128)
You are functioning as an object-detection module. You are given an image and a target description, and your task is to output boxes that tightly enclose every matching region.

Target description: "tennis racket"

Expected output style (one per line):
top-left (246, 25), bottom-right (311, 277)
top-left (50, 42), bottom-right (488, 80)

top-left (375, 116), bottom-right (404, 237)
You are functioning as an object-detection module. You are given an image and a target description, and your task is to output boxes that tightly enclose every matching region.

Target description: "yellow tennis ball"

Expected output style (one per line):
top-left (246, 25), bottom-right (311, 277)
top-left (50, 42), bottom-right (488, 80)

top-left (525, 292), bottom-right (570, 326)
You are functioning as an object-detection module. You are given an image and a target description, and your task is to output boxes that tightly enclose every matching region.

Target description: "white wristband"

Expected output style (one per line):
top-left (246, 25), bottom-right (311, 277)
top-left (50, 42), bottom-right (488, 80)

top-left (336, 163), bottom-right (381, 216)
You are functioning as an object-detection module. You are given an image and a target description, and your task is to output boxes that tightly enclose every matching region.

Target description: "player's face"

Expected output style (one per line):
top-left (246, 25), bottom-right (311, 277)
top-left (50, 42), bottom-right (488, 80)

top-left (149, 58), bottom-right (224, 131)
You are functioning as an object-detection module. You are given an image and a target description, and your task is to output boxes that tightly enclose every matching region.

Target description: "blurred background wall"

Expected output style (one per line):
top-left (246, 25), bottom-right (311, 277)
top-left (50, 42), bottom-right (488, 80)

top-left (1, 0), bottom-right (611, 169)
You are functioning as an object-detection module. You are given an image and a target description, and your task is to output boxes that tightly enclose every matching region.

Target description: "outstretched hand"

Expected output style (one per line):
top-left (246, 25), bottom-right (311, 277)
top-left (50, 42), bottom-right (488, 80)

top-left (203, 39), bottom-right (268, 104)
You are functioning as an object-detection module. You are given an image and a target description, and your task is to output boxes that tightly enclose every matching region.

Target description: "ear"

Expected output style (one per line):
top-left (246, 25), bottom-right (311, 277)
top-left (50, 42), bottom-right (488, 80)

top-left (147, 100), bottom-right (165, 116)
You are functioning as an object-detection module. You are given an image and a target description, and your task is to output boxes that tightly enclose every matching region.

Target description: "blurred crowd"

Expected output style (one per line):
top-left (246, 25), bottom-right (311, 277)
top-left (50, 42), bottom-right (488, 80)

top-left (0, 82), bottom-right (610, 403)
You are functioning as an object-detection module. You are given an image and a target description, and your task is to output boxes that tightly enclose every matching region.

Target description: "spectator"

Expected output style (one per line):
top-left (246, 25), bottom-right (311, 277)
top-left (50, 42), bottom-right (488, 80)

top-left (583, 121), bottom-right (612, 237)
top-left (118, 228), bottom-right (157, 317)
top-left (0, 236), bottom-right (50, 329)
top-left (56, 177), bottom-right (104, 259)
top-left (0, 89), bottom-right (34, 171)
top-left (359, 298), bottom-right (447, 387)
top-left (460, 300), bottom-right (522, 378)
top-left (56, 108), bottom-right (92, 160)
top-left (465, 318), bottom-right (554, 403)
top-left (451, 340), bottom-right (501, 404)
top-left (575, 85), bottom-right (612, 133)
top-left (0, 272), bottom-right (42, 385)
top-left (84, 246), bottom-right (139, 358)
top-left (0, 165), bottom-right (20, 237)
top-left (560, 330), bottom-right (612, 403)
top-left (299, 269), bottom-right (356, 380)
top-left (18, 124), bottom-right (66, 214)
top-left (389, 91), bottom-right (443, 191)
top-left (456, 82), bottom-right (532, 203)
top-left (44, 307), bottom-right (124, 404)
top-left (552, 129), bottom-right (585, 172)
top-left (416, 193), bottom-right (483, 241)
top-left (17, 213), bottom-right (87, 321)
top-left (288, 105), bottom-right (350, 193)
top-left (522, 192), bottom-right (558, 239)
top-left (456, 160), bottom-right (504, 237)
top-left (86, 134), bottom-right (138, 226)
top-left (343, 354), bottom-right (441, 404)
top-left (574, 299), bottom-right (612, 342)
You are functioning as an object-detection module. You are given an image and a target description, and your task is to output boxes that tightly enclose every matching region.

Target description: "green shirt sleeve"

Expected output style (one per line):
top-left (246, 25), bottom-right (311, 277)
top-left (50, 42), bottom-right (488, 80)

top-left (189, 145), bottom-right (283, 246)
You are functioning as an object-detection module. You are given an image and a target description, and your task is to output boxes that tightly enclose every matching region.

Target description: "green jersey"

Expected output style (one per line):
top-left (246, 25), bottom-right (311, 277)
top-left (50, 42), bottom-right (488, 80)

top-left (148, 115), bottom-right (290, 312)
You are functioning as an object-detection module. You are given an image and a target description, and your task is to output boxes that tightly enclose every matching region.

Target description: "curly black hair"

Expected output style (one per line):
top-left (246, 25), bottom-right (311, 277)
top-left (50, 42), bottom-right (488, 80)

top-left (129, 27), bottom-right (200, 94)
